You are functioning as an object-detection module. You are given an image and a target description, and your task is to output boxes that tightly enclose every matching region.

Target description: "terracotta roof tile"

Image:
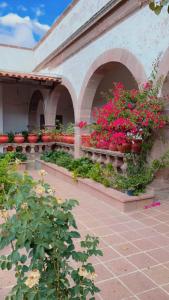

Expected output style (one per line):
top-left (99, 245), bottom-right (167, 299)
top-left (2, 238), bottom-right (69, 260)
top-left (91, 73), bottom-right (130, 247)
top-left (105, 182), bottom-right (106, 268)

top-left (0, 70), bottom-right (61, 83)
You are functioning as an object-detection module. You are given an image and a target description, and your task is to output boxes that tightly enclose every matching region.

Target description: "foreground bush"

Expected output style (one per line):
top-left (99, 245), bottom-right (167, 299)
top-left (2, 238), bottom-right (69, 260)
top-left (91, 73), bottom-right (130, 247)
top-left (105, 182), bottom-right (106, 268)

top-left (0, 159), bottom-right (102, 299)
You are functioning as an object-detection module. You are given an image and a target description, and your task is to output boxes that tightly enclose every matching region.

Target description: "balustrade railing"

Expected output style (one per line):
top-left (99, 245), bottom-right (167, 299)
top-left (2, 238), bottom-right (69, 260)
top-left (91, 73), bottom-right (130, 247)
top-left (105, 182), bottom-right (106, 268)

top-left (81, 146), bottom-right (127, 173)
top-left (1, 141), bottom-right (127, 173)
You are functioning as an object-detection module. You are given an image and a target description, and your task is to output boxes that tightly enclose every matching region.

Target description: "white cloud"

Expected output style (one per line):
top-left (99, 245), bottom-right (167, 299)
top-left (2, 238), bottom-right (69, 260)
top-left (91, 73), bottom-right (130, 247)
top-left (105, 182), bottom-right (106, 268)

top-left (33, 4), bottom-right (46, 18)
top-left (0, 2), bottom-right (8, 9)
top-left (0, 13), bottom-right (50, 47)
top-left (17, 5), bottom-right (27, 12)
top-left (35, 7), bottom-right (44, 17)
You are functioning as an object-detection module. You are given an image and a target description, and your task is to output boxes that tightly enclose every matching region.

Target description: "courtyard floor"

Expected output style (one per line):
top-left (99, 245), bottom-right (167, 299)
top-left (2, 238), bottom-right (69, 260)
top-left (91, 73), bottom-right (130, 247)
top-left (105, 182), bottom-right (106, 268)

top-left (1, 170), bottom-right (169, 299)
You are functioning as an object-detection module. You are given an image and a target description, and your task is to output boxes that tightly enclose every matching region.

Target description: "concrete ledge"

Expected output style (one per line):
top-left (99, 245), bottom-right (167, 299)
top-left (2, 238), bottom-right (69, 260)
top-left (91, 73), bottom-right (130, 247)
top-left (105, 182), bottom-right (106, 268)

top-left (35, 159), bottom-right (155, 212)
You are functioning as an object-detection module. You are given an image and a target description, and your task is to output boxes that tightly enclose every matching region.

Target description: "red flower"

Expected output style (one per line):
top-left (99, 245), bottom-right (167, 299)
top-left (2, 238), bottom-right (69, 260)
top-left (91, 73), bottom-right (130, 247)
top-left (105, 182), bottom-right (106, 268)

top-left (78, 121), bottom-right (87, 129)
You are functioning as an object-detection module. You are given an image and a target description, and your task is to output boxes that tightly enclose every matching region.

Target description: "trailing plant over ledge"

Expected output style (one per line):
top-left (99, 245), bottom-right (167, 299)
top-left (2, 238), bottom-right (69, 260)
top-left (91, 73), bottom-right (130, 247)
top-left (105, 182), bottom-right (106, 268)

top-left (0, 161), bottom-right (102, 299)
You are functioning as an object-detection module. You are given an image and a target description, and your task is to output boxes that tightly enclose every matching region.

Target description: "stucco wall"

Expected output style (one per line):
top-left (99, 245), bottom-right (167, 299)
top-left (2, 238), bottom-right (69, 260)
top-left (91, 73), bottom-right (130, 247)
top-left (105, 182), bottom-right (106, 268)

top-left (3, 84), bottom-right (30, 132)
top-left (39, 5), bottom-right (169, 102)
top-left (0, 45), bottom-right (34, 72)
top-left (34, 0), bottom-right (111, 67)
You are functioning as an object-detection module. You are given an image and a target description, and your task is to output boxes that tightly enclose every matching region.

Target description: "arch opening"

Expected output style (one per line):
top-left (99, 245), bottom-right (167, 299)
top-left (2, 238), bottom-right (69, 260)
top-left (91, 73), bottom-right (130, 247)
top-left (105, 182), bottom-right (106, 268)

top-left (28, 90), bottom-right (44, 130)
top-left (80, 61), bottom-right (138, 123)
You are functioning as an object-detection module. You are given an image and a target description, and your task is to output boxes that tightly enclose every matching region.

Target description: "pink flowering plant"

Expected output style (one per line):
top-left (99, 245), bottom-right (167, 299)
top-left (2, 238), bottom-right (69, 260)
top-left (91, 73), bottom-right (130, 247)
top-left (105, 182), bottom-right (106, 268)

top-left (89, 74), bottom-right (167, 150)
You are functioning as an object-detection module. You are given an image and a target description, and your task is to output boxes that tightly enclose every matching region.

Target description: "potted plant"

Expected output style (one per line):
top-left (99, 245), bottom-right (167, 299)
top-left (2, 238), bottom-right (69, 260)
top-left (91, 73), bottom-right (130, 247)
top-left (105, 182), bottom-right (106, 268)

top-left (41, 130), bottom-right (52, 143)
top-left (64, 123), bottom-right (75, 144)
top-left (14, 133), bottom-right (25, 144)
top-left (27, 131), bottom-right (39, 143)
top-left (0, 133), bottom-right (9, 144)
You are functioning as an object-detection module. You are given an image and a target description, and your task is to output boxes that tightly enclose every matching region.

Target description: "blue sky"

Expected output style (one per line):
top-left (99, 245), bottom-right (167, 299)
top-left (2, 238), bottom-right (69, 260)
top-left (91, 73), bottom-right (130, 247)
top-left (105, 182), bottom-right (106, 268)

top-left (0, 0), bottom-right (73, 47)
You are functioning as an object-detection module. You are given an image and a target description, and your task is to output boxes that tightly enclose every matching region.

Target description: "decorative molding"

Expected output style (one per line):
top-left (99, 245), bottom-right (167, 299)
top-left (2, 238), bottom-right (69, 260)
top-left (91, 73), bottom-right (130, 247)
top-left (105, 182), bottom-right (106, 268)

top-left (34, 0), bottom-right (147, 72)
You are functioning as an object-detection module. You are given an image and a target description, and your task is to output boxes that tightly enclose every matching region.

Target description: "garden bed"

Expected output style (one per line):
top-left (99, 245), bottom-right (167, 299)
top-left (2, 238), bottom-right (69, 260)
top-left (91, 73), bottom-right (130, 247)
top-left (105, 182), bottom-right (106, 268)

top-left (35, 159), bottom-right (154, 212)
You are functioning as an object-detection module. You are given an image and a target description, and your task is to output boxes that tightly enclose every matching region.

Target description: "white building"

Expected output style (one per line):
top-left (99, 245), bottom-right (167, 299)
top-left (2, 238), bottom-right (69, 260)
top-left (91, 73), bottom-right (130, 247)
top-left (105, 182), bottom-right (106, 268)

top-left (0, 0), bottom-right (169, 157)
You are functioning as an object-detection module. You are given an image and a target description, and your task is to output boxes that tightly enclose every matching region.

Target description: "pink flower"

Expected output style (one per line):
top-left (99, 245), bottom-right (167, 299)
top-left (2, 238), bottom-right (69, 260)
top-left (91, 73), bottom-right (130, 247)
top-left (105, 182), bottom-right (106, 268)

top-left (78, 121), bottom-right (87, 129)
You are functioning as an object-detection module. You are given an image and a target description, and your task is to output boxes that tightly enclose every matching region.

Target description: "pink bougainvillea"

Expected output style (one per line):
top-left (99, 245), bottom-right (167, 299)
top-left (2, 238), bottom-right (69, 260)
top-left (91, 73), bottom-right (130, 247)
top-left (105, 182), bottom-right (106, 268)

top-left (80, 80), bottom-right (167, 149)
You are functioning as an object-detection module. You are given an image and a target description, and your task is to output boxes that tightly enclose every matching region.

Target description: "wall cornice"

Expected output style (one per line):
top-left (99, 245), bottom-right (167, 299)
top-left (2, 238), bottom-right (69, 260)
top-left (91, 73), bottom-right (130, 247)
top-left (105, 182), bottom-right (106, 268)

top-left (34, 0), bottom-right (148, 72)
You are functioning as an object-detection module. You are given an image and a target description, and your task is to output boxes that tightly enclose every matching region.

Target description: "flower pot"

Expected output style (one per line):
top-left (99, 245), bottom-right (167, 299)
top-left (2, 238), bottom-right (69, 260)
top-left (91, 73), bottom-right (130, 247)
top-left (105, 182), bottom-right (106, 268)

top-left (14, 135), bottom-right (25, 144)
top-left (132, 142), bottom-right (142, 153)
top-left (126, 190), bottom-right (135, 196)
top-left (27, 134), bottom-right (38, 143)
top-left (117, 144), bottom-right (123, 152)
top-left (121, 142), bottom-right (131, 153)
top-left (81, 134), bottom-right (91, 147)
top-left (41, 134), bottom-right (51, 143)
top-left (55, 134), bottom-right (62, 142)
top-left (66, 135), bottom-right (74, 144)
top-left (0, 135), bottom-right (9, 144)
top-left (109, 143), bottom-right (118, 151)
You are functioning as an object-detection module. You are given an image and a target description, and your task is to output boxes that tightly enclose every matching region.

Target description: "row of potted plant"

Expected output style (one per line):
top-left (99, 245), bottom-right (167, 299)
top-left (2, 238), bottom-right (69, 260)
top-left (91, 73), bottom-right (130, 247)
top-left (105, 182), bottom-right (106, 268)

top-left (0, 123), bottom-right (76, 145)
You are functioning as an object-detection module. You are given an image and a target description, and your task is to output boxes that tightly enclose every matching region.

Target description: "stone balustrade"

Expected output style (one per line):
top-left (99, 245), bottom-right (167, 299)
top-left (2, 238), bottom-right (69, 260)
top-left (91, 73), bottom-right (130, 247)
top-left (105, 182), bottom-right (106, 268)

top-left (81, 147), bottom-right (127, 173)
top-left (55, 142), bottom-right (74, 155)
top-left (0, 142), bottom-right (127, 173)
top-left (1, 142), bottom-right (57, 158)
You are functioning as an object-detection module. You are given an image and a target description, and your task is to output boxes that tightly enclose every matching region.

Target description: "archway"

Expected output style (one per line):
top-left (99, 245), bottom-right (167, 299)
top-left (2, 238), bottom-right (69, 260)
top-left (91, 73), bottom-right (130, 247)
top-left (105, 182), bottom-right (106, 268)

top-left (28, 90), bottom-right (44, 130)
top-left (45, 83), bottom-right (75, 130)
top-left (78, 48), bottom-right (147, 122)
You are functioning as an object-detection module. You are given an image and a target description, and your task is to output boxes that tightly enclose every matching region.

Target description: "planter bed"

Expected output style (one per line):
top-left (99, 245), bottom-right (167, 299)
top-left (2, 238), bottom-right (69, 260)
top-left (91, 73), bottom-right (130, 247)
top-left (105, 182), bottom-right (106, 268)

top-left (35, 159), bottom-right (155, 212)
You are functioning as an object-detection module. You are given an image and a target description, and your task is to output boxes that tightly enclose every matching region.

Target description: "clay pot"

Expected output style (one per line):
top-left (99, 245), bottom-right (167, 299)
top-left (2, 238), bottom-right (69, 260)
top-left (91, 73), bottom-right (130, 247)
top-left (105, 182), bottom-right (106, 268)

top-left (109, 143), bottom-right (118, 151)
top-left (132, 142), bottom-right (142, 153)
top-left (81, 134), bottom-right (91, 147)
top-left (0, 135), bottom-right (9, 143)
top-left (66, 135), bottom-right (74, 144)
top-left (55, 134), bottom-right (62, 142)
top-left (117, 144), bottom-right (123, 152)
top-left (121, 142), bottom-right (131, 153)
top-left (14, 135), bottom-right (25, 144)
top-left (27, 134), bottom-right (38, 143)
top-left (41, 134), bottom-right (51, 143)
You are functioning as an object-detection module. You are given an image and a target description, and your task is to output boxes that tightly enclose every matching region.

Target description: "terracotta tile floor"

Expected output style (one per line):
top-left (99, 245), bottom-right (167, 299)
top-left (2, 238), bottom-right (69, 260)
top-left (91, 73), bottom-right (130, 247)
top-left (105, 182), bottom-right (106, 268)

top-left (1, 170), bottom-right (169, 299)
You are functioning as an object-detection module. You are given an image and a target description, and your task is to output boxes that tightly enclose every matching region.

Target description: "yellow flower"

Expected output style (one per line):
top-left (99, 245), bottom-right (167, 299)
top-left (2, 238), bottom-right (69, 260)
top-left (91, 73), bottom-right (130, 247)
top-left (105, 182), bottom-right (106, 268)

top-left (88, 272), bottom-right (97, 281)
top-left (56, 197), bottom-right (64, 204)
top-left (34, 184), bottom-right (45, 197)
top-left (78, 267), bottom-right (97, 281)
top-left (38, 169), bottom-right (47, 177)
top-left (0, 209), bottom-right (9, 221)
top-left (78, 267), bottom-right (88, 278)
top-left (15, 158), bottom-right (21, 165)
top-left (21, 202), bottom-right (28, 210)
top-left (25, 269), bottom-right (40, 288)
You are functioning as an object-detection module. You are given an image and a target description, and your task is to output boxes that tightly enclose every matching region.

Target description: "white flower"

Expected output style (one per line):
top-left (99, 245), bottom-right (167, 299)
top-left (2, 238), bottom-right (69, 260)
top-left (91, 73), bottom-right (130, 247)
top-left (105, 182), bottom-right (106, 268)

top-left (34, 184), bottom-right (45, 197)
top-left (15, 158), bottom-right (21, 165)
top-left (38, 169), bottom-right (47, 177)
top-left (47, 188), bottom-right (55, 196)
top-left (25, 269), bottom-right (40, 288)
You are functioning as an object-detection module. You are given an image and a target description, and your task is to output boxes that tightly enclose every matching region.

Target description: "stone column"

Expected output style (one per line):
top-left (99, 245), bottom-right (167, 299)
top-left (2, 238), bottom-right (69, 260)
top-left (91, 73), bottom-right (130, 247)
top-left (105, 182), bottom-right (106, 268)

top-left (74, 125), bottom-right (81, 158)
top-left (45, 90), bottom-right (59, 128)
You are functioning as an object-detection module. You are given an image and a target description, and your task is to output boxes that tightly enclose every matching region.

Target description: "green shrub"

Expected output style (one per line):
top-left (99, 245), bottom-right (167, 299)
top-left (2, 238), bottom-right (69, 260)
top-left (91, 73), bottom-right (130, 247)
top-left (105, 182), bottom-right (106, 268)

top-left (0, 160), bottom-right (103, 299)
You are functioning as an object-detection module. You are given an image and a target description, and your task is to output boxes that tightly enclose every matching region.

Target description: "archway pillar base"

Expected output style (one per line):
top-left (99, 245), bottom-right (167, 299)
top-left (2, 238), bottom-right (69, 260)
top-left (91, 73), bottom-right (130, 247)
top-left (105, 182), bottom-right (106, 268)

top-left (74, 126), bottom-right (82, 159)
